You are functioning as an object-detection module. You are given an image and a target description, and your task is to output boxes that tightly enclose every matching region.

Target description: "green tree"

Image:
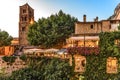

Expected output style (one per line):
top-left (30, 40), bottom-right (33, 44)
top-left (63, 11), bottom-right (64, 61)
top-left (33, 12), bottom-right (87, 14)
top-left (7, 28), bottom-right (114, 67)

top-left (2, 56), bottom-right (17, 64)
top-left (83, 31), bottom-right (120, 80)
top-left (28, 10), bottom-right (78, 48)
top-left (7, 57), bottom-right (73, 80)
top-left (0, 30), bottom-right (13, 47)
top-left (118, 24), bottom-right (120, 30)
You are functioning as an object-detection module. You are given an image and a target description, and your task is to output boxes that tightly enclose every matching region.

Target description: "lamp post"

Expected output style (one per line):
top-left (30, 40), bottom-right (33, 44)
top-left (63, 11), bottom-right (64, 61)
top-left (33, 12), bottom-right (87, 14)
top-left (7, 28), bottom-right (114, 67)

top-left (84, 32), bottom-right (85, 54)
top-left (83, 14), bottom-right (86, 55)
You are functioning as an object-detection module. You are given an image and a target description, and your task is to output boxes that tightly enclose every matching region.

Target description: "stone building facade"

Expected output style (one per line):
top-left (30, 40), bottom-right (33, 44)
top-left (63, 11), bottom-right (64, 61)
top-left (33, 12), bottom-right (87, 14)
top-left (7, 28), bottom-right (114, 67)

top-left (11, 37), bottom-right (19, 46)
top-left (67, 18), bottom-right (120, 47)
top-left (19, 3), bottom-right (34, 46)
top-left (75, 16), bottom-right (120, 35)
top-left (66, 3), bottom-right (120, 47)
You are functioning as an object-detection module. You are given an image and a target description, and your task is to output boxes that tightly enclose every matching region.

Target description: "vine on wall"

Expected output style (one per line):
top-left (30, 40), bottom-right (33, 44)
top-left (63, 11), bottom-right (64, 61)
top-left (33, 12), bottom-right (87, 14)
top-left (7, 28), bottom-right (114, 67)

top-left (67, 31), bottom-right (120, 79)
top-left (83, 31), bottom-right (120, 80)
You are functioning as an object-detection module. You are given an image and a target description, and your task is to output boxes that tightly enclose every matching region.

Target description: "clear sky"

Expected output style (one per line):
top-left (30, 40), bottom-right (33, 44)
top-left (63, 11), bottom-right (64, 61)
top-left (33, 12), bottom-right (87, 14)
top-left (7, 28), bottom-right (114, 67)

top-left (0, 0), bottom-right (120, 37)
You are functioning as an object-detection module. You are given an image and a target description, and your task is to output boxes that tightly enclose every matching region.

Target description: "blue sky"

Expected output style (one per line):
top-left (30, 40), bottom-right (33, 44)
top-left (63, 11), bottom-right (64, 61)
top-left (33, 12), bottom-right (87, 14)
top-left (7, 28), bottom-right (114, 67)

top-left (0, 0), bottom-right (119, 37)
top-left (38, 0), bottom-right (119, 20)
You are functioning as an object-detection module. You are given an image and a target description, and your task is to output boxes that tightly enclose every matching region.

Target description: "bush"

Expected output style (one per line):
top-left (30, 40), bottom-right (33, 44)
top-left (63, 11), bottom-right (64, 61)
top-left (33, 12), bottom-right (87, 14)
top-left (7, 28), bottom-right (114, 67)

top-left (19, 54), bottom-right (27, 61)
top-left (2, 56), bottom-right (17, 63)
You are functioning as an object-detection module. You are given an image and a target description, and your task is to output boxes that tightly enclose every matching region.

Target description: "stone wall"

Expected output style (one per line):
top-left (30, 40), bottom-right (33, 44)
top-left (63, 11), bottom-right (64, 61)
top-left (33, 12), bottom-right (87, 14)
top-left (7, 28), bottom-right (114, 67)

top-left (101, 20), bottom-right (111, 32)
top-left (0, 56), bottom-right (26, 75)
top-left (75, 20), bottom-right (112, 35)
top-left (75, 22), bottom-right (102, 34)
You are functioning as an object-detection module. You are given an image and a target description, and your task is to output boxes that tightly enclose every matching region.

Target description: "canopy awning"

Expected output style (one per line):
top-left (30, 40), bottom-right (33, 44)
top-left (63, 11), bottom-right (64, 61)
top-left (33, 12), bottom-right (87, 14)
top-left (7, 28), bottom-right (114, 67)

top-left (68, 36), bottom-right (99, 40)
top-left (24, 49), bottom-right (44, 53)
top-left (24, 48), bottom-right (59, 53)
top-left (44, 48), bottom-right (59, 53)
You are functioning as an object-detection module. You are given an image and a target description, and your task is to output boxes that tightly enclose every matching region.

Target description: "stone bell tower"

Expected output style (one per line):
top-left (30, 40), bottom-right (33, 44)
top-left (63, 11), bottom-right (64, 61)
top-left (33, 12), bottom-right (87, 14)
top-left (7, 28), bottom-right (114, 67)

top-left (19, 3), bottom-right (34, 46)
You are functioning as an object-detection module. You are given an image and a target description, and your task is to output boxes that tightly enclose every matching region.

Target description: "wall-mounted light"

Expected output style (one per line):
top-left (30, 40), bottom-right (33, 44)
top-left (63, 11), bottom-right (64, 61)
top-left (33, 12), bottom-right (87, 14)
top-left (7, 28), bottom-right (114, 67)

top-left (30, 18), bottom-right (34, 24)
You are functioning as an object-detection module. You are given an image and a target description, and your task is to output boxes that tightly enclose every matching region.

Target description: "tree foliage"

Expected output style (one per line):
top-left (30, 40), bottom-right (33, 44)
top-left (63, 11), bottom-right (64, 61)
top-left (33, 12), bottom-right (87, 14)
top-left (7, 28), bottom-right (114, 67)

top-left (0, 30), bottom-right (13, 47)
top-left (66, 31), bottom-right (120, 79)
top-left (28, 10), bottom-right (78, 48)
top-left (2, 56), bottom-right (17, 64)
top-left (118, 24), bottom-right (120, 30)
top-left (99, 32), bottom-right (120, 57)
top-left (6, 57), bottom-right (73, 80)
top-left (19, 54), bottom-right (27, 61)
top-left (83, 31), bottom-right (120, 80)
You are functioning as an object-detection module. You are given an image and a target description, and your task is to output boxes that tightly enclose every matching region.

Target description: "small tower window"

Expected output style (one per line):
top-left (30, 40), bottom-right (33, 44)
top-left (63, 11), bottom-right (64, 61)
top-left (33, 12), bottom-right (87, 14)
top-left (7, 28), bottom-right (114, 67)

top-left (24, 17), bottom-right (27, 21)
top-left (21, 17), bottom-right (27, 21)
top-left (22, 27), bottom-right (26, 31)
top-left (23, 9), bottom-right (26, 13)
top-left (90, 25), bottom-right (94, 29)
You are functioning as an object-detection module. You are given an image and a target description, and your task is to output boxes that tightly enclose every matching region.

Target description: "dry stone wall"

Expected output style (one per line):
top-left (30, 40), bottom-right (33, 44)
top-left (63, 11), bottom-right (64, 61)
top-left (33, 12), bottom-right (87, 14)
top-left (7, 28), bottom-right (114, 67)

top-left (0, 56), bottom-right (26, 75)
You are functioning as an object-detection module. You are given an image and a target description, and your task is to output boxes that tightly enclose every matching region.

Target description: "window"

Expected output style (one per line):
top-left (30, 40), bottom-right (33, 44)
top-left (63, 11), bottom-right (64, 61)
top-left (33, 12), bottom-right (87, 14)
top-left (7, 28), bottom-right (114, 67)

top-left (109, 25), bottom-right (111, 29)
top-left (90, 25), bottom-right (94, 29)
top-left (23, 9), bottom-right (26, 13)
top-left (81, 60), bottom-right (86, 67)
top-left (21, 17), bottom-right (27, 22)
top-left (24, 17), bottom-right (27, 21)
top-left (22, 27), bottom-right (26, 31)
top-left (110, 21), bottom-right (114, 24)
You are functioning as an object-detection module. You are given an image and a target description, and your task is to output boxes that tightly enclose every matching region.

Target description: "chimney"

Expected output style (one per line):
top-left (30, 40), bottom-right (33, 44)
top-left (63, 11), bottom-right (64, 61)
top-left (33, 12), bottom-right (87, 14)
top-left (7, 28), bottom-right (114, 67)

top-left (96, 16), bottom-right (98, 22)
top-left (83, 15), bottom-right (86, 22)
top-left (94, 16), bottom-right (98, 22)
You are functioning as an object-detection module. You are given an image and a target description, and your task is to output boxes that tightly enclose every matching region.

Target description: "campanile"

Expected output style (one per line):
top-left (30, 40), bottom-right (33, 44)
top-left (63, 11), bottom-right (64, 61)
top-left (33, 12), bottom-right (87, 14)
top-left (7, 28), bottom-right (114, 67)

top-left (19, 3), bottom-right (34, 46)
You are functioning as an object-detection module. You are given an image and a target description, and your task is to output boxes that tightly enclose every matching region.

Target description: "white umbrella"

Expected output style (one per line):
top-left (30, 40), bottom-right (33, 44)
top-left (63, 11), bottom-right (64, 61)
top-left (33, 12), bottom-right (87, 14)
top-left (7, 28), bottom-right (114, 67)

top-left (44, 48), bottom-right (59, 53)
top-left (24, 48), bottom-right (43, 53)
